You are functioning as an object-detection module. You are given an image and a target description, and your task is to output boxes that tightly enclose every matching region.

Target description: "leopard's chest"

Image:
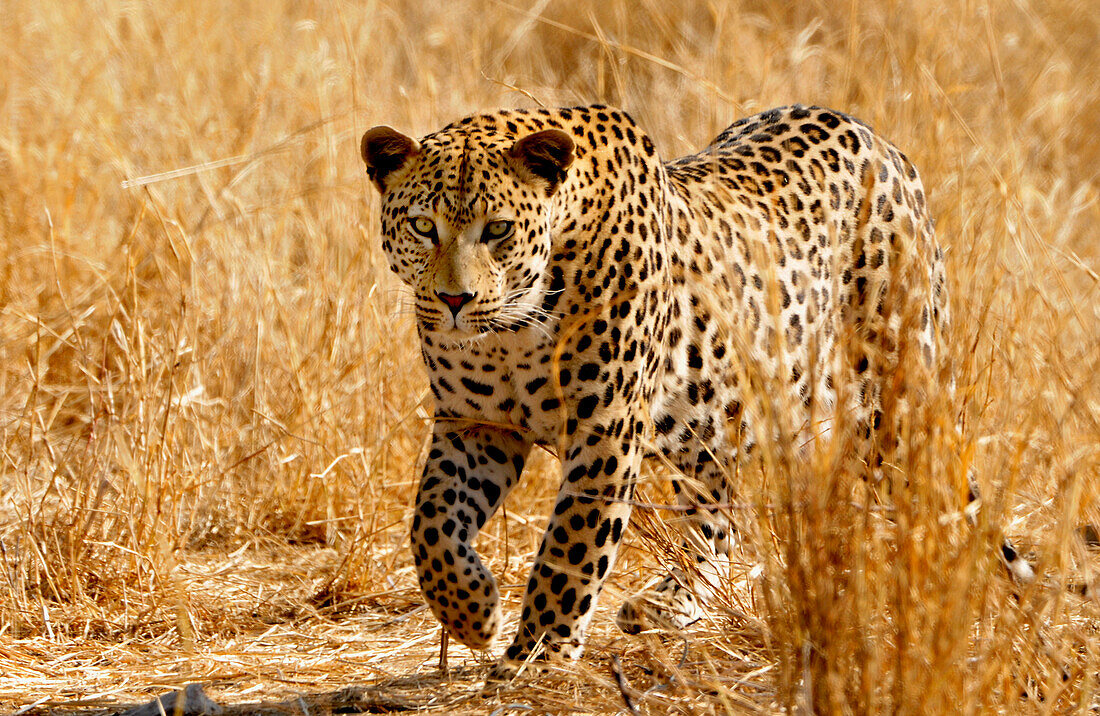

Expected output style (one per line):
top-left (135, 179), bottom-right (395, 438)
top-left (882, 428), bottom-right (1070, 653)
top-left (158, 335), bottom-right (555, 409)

top-left (422, 332), bottom-right (577, 441)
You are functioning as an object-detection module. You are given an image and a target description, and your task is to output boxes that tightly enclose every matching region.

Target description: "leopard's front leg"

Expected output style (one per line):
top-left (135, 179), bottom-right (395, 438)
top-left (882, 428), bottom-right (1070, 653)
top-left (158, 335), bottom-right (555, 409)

top-left (412, 423), bottom-right (531, 650)
top-left (503, 422), bottom-right (643, 665)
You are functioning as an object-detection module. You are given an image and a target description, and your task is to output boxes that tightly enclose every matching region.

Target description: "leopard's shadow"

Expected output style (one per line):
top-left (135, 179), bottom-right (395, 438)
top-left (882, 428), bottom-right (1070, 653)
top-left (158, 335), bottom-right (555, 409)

top-left (36, 669), bottom-right (503, 716)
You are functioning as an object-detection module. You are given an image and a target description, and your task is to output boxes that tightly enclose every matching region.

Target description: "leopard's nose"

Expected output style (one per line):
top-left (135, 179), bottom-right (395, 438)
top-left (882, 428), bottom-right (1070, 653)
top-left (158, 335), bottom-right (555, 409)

top-left (437, 291), bottom-right (476, 317)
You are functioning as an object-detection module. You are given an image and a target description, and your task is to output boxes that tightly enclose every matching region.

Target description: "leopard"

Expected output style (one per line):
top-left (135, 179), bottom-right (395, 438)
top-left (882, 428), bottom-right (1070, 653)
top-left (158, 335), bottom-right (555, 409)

top-left (358, 103), bottom-right (1035, 672)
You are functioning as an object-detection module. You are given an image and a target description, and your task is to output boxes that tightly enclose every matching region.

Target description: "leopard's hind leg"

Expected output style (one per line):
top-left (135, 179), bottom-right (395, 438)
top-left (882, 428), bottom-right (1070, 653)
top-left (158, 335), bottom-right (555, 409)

top-left (617, 455), bottom-right (735, 634)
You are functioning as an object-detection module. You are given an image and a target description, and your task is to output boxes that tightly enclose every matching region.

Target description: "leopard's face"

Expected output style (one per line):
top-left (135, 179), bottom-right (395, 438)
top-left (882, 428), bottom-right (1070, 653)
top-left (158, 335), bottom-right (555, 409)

top-left (364, 125), bottom-right (574, 339)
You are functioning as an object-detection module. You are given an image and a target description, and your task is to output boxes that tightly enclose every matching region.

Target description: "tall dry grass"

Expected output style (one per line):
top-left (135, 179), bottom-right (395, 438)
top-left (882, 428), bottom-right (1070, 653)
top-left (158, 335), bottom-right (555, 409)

top-left (1, 0), bottom-right (1097, 713)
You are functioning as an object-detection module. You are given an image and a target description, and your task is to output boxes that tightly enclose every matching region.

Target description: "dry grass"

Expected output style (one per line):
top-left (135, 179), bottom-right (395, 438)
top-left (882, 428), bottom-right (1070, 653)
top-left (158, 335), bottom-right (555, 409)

top-left (2, 0), bottom-right (1098, 713)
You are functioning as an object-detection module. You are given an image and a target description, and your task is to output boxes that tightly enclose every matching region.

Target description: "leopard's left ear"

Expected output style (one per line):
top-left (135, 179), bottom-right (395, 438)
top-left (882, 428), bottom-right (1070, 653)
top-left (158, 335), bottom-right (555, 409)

top-left (509, 129), bottom-right (574, 192)
top-left (361, 126), bottom-right (420, 192)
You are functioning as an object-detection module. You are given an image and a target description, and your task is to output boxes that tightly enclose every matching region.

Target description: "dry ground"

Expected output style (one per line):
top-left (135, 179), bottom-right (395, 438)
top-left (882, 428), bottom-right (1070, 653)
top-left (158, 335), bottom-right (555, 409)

top-left (1, 0), bottom-right (1098, 713)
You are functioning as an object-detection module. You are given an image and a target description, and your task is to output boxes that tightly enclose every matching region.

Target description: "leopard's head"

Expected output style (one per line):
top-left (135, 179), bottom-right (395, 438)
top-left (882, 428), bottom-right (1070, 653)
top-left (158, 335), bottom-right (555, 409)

top-left (361, 122), bottom-right (573, 338)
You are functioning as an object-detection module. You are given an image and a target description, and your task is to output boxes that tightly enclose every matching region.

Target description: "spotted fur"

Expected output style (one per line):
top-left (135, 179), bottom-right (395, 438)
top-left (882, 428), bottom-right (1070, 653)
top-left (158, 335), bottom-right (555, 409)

top-left (359, 104), bottom-right (1028, 669)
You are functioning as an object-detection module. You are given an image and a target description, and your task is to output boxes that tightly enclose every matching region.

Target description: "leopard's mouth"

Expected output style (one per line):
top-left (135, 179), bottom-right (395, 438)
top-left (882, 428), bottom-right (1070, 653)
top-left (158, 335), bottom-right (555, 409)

top-left (415, 304), bottom-right (497, 339)
top-left (416, 298), bottom-right (547, 336)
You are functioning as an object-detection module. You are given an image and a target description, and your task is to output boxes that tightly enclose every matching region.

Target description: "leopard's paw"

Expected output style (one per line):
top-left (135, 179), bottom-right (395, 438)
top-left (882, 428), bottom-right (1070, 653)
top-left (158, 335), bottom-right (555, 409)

top-left (616, 576), bottom-right (705, 634)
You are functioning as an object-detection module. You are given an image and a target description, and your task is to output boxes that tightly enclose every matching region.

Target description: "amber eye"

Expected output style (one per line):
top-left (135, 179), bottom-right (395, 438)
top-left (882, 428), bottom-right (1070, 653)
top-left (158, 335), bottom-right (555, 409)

top-left (481, 219), bottom-right (514, 243)
top-left (409, 216), bottom-right (438, 242)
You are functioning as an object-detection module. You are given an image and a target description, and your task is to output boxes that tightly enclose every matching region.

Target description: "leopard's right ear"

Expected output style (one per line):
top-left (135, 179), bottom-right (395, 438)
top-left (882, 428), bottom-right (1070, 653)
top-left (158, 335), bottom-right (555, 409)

top-left (361, 126), bottom-right (420, 192)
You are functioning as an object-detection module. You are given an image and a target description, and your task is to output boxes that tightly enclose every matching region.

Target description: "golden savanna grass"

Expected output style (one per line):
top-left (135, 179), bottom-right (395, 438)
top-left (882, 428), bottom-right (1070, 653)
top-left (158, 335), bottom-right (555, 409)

top-left (2, 0), bottom-right (1098, 713)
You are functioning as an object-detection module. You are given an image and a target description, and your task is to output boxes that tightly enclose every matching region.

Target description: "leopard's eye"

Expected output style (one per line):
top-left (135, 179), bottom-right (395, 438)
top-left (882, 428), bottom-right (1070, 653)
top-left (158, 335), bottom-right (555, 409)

top-left (409, 216), bottom-right (438, 243)
top-left (481, 219), bottom-right (514, 243)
